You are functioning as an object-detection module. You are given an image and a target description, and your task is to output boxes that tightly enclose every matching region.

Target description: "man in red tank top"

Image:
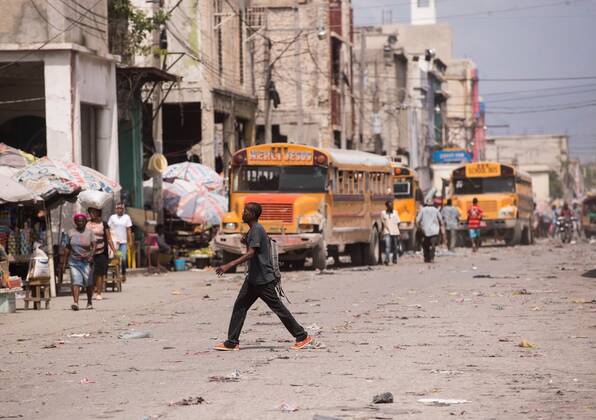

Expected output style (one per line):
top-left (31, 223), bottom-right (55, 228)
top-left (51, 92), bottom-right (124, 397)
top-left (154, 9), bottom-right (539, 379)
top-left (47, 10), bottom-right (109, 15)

top-left (467, 197), bottom-right (483, 252)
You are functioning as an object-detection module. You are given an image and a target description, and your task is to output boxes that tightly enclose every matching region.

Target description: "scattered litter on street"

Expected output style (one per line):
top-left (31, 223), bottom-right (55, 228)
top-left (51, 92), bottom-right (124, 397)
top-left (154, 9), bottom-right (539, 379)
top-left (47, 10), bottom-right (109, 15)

top-left (118, 331), bottom-right (152, 340)
top-left (418, 398), bottom-right (468, 406)
top-left (512, 289), bottom-right (531, 296)
top-left (67, 333), bottom-right (90, 338)
top-left (80, 378), bottom-right (95, 384)
top-left (518, 340), bottom-right (536, 348)
top-left (313, 415), bottom-right (341, 420)
top-left (279, 402), bottom-right (299, 412)
top-left (209, 370), bottom-right (241, 382)
top-left (169, 396), bottom-right (205, 406)
top-left (372, 392), bottom-right (394, 404)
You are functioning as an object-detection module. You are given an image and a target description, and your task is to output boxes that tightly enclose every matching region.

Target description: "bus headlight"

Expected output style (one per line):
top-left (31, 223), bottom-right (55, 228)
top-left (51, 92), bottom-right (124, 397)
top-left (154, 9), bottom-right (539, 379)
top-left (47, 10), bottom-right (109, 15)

top-left (298, 224), bottom-right (319, 233)
top-left (499, 206), bottom-right (516, 218)
top-left (224, 222), bottom-right (237, 231)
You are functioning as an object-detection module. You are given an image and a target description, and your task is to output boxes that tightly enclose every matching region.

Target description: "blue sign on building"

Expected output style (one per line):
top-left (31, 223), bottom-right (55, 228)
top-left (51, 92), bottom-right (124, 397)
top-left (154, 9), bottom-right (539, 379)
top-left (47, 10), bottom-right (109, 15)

top-left (432, 149), bottom-right (472, 164)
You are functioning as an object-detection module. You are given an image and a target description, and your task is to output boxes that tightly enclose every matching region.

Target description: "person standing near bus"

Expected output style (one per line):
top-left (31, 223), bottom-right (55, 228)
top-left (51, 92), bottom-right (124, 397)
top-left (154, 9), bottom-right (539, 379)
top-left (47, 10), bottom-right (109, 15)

top-left (441, 199), bottom-right (460, 251)
top-left (214, 202), bottom-right (313, 351)
top-left (416, 199), bottom-right (444, 263)
top-left (381, 200), bottom-right (401, 265)
top-left (467, 197), bottom-right (483, 252)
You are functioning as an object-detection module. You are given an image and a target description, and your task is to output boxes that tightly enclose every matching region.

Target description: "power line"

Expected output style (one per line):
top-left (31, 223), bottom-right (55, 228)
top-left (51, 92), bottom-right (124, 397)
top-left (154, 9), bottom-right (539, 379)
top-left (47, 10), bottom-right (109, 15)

top-left (0, 97), bottom-right (45, 105)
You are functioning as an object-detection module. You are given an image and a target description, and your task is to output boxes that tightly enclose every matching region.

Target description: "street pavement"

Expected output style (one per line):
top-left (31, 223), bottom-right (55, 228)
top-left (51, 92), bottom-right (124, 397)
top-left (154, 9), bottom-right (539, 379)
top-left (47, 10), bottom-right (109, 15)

top-left (1, 241), bottom-right (595, 419)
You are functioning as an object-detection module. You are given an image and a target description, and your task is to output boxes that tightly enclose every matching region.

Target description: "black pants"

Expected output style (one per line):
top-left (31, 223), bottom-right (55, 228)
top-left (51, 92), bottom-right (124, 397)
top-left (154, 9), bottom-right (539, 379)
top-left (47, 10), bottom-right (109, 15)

top-left (226, 280), bottom-right (307, 346)
top-left (422, 235), bottom-right (439, 263)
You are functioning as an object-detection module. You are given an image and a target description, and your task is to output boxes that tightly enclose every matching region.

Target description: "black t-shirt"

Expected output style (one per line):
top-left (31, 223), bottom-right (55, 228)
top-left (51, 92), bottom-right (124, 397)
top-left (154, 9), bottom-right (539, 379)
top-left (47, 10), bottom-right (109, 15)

top-left (246, 223), bottom-right (276, 285)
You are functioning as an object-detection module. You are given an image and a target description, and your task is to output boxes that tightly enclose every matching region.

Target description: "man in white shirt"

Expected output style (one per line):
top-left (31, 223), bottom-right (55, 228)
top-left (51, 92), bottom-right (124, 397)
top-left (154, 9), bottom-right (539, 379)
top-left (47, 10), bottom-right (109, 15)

top-left (381, 200), bottom-right (401, 265)
top-left (108, 203), bottom-right (133, 281)
top-left (416, 199), bottom-right (444, 263)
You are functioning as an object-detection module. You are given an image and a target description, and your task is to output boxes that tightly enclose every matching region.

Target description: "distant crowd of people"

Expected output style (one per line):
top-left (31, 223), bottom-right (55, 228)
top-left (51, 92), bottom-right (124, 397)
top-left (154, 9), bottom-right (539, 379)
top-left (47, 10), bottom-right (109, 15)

top-left (533, 201), bottom-right (582, 239)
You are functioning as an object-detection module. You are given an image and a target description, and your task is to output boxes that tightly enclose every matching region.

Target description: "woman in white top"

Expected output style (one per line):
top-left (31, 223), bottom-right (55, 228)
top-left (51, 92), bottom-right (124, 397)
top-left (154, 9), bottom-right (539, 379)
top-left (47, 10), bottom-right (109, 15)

top-left (108, 203), bottom-right (133, 281)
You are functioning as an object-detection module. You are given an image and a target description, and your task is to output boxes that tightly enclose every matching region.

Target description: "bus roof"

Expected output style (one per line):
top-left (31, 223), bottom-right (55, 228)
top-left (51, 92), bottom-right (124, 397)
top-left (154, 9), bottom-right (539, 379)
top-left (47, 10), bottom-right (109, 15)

top-left (323, 148), bottom-right (392, 171)
top-left (233, 143), bottom-right (392, 171)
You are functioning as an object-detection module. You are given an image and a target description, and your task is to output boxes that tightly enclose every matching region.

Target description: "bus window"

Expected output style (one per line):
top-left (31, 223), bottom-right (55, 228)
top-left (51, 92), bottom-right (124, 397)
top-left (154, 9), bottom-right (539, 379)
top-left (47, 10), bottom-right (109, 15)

top-left (454, 176), bottom-right (515, 195)
top-left (394, 180), bottom-right (412, 198)
top-left (234, 166), bottom-right (328, 192)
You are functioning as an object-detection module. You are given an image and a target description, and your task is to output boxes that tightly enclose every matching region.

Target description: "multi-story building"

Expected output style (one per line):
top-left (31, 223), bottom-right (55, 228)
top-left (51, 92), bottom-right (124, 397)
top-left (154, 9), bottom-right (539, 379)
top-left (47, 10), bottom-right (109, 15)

top-left (0, 0), bottom-right (119, 178)
top-left (130, 0), bottom-right (257, 173)
top-left (249, 0), bottom-right (355, 148)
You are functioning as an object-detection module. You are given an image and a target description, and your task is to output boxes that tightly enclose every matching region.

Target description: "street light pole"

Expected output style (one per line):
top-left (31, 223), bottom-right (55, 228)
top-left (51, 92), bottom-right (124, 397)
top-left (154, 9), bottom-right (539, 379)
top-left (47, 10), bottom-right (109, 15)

top-left (151, 0), bottom-right (164, 223)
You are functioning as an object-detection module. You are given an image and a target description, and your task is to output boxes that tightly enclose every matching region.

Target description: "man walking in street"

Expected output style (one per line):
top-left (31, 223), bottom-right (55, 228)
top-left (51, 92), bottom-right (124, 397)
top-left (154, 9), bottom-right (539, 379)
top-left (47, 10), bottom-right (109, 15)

top-left (214, 202), bottom-right (313, 351)
top-left (467, 197), bottom-right (483, 252)
top-left (381, 200), bottom-right (401, 265)
top-left (108, 203), bottom-right (133, 282)
top-left (416, 199), bottom-right (444, 263)
top-left (441, 199), bottom-right (460, 251)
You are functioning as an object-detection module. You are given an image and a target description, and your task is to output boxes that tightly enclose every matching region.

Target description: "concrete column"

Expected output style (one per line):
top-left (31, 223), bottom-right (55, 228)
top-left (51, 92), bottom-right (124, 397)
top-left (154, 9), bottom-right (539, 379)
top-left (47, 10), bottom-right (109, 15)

top-left (96, 65), bottom-right (119, 180)
top-left (244, 117), bottom-right (256, 147)
top-left (44, 51), bottom-right (75, 161)
top-left (201, 101), bottom-right (215, 169)
top-left (223, 113), bottom-right (235, 155)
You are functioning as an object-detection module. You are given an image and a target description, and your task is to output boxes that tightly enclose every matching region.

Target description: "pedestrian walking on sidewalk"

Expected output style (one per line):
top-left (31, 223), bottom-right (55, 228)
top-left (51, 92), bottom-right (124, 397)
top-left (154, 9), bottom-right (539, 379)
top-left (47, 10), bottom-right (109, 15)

top-left (467, 197), bottom-right (483, 252)
top-left (61, 214), bottom-right (96, 311)
top-left (441, 199), bottom-right (460, 251)
top-left (381, 200), bottom-right (401, 265)
top-left (214, 202), bottom-right (313, 351)
top-left (87, 208), bottom-right (117, 300)
top-left (416, 199), bottom-right (444, 263)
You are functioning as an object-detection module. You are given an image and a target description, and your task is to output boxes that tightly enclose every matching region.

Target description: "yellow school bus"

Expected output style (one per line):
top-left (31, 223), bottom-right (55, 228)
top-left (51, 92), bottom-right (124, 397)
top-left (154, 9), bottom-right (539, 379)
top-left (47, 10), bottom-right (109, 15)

top-left (449, 162), bottom-right (534, 245)
top-left (391, 163), bottom-right (421, 250)
top-left (214, 143), bottom-right (393, 270)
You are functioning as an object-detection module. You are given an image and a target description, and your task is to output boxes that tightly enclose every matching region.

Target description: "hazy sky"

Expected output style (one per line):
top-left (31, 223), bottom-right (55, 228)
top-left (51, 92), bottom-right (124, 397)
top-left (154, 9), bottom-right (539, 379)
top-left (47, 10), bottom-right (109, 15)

top-left (352, 0), bottom-right (596, 163)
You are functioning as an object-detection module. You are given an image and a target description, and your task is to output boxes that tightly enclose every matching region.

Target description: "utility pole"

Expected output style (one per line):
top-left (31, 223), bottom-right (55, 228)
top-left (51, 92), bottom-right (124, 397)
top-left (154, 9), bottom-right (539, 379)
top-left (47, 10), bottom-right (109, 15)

top-left (294, 0), bottom-right (304, 144)
top-left (263, 30), bottom-right (273, 144)
top-left (372, 57), bottom-right (382, 155)
top-left (358, 32), bottom-right (365, 150)
top-left (151, 0), bottom-right (164, 223)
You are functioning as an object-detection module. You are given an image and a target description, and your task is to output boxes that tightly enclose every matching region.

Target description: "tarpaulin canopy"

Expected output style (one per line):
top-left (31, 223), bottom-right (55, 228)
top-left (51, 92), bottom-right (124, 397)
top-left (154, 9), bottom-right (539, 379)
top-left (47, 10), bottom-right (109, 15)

top-left (14, 157), bottom-right (121, 201)
top-left (162, 162), bottom-right (224, 193)
top-left (0, 143), bottom-right (36, 169)
top-left (0, 177), bottom-right (39, 204)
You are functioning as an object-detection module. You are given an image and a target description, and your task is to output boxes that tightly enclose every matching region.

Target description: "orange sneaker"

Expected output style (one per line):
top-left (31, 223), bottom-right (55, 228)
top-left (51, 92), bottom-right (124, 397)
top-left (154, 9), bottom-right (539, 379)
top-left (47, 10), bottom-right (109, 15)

top-left (290, 336), bottom-right (313, 350)
top-left (213, 342), bottom-right (240, 351)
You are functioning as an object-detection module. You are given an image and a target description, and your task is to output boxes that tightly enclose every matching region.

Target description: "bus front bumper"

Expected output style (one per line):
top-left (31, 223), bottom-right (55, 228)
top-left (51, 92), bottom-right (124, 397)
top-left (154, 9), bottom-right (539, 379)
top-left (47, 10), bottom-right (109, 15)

top-left (214, 233), bottom-right (323, 256)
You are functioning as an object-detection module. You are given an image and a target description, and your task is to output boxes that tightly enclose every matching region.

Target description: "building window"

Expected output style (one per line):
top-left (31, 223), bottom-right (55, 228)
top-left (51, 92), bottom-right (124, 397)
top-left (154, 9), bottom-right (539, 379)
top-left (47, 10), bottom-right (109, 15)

top-left (214, 0), bottom-right (224, 78)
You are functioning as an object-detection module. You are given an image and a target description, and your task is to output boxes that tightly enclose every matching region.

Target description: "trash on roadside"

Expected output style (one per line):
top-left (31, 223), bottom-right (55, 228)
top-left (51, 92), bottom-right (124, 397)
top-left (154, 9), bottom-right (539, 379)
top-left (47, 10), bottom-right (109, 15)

top-left (209, 369), bottom-right (241, 382)
top-left (312, 416), bottom-right (341, 420)
top-left (171, 290), bottom-right (182, 295)
top-left (473, 274), bottom-right (492, 278)
top-left (518, 340), bottom-right (536, 348)
top-left (306, 323), bottom-right (322, 334)
top-left (80, 377), bottom-right (96, 384)
top-left (418, 398), bottom-right (468, 406)
top-left (118, 331), bottom-right (152, 340)
top-left (279, 401), bottom-right (299, 412)
top-left (42, 343), bottom-right (57, 349)
top-left (169, 396), bottom-right (205, 406)
top-left (571, 298), bottom-right (596, 304)
top-left (67, 333), bottom-right (90, 338)
top-left (372, 392), bottom-right (394, 404)
top-left (512, 289), bottom-right (531, 296)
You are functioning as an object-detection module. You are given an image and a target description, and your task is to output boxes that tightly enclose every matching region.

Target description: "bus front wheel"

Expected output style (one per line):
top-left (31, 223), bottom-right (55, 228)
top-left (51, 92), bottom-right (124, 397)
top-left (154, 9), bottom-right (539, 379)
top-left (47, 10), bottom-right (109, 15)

top-left (363, 227), bottom-right (380, 265)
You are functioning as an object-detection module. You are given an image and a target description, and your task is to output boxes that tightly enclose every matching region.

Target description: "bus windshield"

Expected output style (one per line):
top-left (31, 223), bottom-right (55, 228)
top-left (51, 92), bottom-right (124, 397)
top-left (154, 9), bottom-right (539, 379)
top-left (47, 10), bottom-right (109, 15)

top-left (234, 165), bottom-right (328, 192)
top-left (454, 176), bottom-right (515, 195)
top-left (394, 180), bottom-right (412, 198)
